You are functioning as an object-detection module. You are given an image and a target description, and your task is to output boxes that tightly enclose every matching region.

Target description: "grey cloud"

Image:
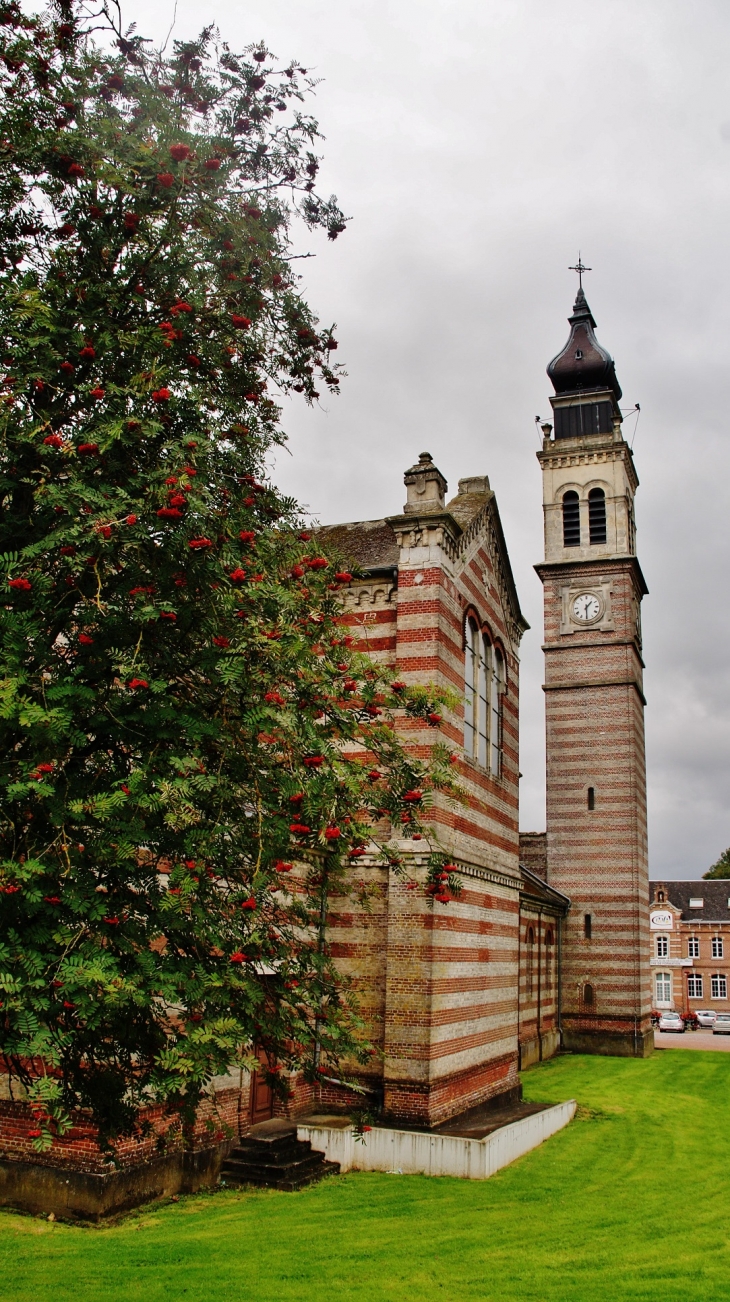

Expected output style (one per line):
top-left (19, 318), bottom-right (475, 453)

top-left (131, 0), bottom-right (730, 877)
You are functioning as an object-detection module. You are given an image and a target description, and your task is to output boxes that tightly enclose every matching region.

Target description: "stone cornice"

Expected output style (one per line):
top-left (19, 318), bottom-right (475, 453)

top-left (535, 554), bottom-right (649, 597)
top-left (352, 854), bottom-right (521, 893)
top-left (537, 433), bottom-right (639, 493)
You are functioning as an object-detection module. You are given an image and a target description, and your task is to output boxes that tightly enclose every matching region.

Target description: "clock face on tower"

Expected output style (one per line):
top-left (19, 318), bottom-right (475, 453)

top-left (571, 592), bottom-right (602, 623)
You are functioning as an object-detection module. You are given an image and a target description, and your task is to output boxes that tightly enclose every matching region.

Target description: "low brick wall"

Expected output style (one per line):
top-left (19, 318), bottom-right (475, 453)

top-left (0, 1076), bottom-right (245, 1218)
top-left (0, 1142), bottom-right (229, 1221)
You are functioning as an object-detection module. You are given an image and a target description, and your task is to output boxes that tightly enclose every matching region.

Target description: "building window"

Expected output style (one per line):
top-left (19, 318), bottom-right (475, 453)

top-left (655, 972), bottom-right (672, 1005)
top-left (712, 937), bottom-right (724, 959)
top-left (463, 618), bottom-right (478, 757)
top-left (490, 647), bottom-right (504, 776)
top-left (583, 982), bottom-right (595, 1007)
top-left (464, 622), bottom-right (503, 775)
top-left (562, 490), bottom-right (580, 547)
top-left (656, 934), bottom-right (669, 959)
top-left (526, 926), bottom-right (535, 996)
top-left (587, 786), bottom-right (595, 811)
top-left (588, 487), bottom-right (607, 544)
top-left (657, 891), bottom-right (664, 902)
top-left (688, 936), bottom-right (700, 958)
top-left (545, 929), bottom-right (554, 993)
top-left (711, 973), bottom-right (727, 1000)
top-left (687, 974), bottom-right (703, 999)
top-left (584, 913), bottom-right (592, 939)
top-left (477, 634), bottom-right (489, 768)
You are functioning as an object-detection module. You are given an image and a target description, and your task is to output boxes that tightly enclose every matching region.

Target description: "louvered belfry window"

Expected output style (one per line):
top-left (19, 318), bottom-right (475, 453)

top-left (588, 487), bottom-right (607, 544)
top-left (562, 490), bottom-right (580, 546)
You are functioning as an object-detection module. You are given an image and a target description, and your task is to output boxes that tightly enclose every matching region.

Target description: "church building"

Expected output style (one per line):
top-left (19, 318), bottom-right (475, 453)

top-left (312, 281), bottom-right (653, 1126)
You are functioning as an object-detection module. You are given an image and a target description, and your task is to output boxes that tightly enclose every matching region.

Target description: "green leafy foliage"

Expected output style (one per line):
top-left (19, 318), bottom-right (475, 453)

top-left (0, 0), bottom-right (457, 1152)
top-left (703, 847), bottom-right (730, 879)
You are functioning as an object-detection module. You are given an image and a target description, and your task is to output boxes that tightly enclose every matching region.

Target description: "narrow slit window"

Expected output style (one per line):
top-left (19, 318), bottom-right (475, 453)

top-left (587, 786), bottom-right (595, 810)
top-left (583, 982), bottom-right (595, 1007)
top-left (562, 490), bottom-right (580, 547)
top-left (584, 913), bottom-right (592, 939)
top-left (588, 487), bottom-right (607, 544)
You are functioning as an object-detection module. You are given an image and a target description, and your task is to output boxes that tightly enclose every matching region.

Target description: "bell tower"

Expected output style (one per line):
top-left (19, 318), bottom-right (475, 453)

top-left (536, 278), bottom-right (652, 1057)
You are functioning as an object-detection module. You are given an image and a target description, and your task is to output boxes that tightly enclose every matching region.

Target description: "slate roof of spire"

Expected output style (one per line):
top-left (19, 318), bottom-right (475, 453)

top-left (547, 288), bottom-right (622, 401)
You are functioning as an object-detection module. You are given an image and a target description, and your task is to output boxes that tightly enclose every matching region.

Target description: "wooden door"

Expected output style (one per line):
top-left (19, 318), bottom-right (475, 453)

top-left (249, 1046), bottom-right (274, 1125)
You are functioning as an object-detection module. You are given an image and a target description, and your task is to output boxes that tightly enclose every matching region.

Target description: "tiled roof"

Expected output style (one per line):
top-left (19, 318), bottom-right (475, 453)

top-left (649, 880), bottom-right (730, 922)
top-left (445, 486), bottom-right (492, 530)
top-left (314, 519), bottom-right (399, 571)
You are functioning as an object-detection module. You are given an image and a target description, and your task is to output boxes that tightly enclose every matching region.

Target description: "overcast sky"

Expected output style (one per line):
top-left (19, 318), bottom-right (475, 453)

top-left (132, 0), bottom-right (730, 879)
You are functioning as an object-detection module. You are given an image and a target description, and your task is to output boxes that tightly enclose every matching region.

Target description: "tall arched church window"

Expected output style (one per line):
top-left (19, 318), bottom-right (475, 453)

top-left (477, 636), bottom-right (489, 768)
top-left (490, 648), bottom-right (504, 776)
top-left (463, 618), bottom-right (478, 757)
top-left (588, 487), bottom-right (607, 544)
top-left (464, 624), bottom-right (504, 775)
top-left (562, 490), bottom-right (580, 547)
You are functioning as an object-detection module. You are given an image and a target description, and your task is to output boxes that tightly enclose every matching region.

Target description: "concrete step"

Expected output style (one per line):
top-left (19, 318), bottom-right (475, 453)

top-left (225, 1159), bottom-right (340, 1192)
top-left (221, 1127), bottom-right (339, 1191)
top-left (233, 1137), bottom-right (308, 1166)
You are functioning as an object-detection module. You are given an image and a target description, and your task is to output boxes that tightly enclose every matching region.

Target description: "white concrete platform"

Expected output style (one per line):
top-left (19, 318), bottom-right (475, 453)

top-left (297, 1099), bottom-right (576, 1181)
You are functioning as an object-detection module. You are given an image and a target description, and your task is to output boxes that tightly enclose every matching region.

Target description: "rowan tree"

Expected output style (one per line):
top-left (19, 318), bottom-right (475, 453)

top-left (0, 0), bottom-right (459, 1150)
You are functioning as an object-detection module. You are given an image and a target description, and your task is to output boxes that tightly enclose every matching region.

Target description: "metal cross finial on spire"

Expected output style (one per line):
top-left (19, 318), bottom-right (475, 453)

top-left (568, 254), bottom-right (592, 290)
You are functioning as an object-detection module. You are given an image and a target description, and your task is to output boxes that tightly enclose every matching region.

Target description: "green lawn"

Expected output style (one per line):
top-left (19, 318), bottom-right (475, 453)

top-left (1, 1051), bottom-right (728, 1301)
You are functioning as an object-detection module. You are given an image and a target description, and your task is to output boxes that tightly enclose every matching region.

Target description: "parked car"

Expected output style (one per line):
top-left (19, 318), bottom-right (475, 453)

top-left (712, 1013), bottom-right (730, 1035)
top-left (658, 1011), bottom-right (685, 1033)
top-left (695, 1010), bottom-right (717, 1029)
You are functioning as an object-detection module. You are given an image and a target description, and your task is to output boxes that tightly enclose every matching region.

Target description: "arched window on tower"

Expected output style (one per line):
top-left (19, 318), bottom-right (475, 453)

top-left (463, 618), bottom-right (478, 758)
top-left (562, 490), bottom-right (580, 547)
top-left (588, 487), bottom-right (607, 544)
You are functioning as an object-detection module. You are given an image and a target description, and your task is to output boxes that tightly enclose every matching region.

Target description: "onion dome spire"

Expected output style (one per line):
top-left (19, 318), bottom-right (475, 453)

top-left (547, 286), bottom-right (622, 401)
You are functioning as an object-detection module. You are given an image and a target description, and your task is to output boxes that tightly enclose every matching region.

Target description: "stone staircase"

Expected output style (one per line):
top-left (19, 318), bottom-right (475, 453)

top-left (221, 1118), bottom-right (340, 1191)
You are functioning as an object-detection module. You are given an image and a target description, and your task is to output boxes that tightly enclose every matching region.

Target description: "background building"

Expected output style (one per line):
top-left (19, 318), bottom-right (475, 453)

top-left (649, 881), bottom-right (730, 1012)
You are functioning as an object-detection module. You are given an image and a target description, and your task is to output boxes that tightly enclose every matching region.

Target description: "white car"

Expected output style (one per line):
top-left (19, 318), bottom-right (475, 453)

top-left (695, 1009), bottom-right (717, 1028)
top-left (658, 1011), bottom-right (685, 1033)
top-left (712, 1013), bottom-right (730, 1035)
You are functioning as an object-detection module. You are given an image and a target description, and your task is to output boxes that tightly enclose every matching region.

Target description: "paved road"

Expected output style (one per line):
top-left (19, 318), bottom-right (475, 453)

top-left (654, 1029), bottom-right (730, 1051)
